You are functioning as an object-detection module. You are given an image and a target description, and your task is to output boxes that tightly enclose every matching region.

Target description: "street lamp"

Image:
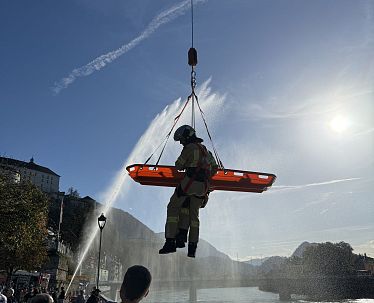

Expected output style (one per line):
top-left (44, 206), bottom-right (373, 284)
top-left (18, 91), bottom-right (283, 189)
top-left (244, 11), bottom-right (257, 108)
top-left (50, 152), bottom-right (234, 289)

top-left (96, 213), bottom-right (107, 289)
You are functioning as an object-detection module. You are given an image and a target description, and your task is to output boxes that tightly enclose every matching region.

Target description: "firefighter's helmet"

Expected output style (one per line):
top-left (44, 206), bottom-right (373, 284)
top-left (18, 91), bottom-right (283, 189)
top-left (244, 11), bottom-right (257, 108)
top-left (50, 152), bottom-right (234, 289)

top-left (174, 125), bottom-right (196, 142)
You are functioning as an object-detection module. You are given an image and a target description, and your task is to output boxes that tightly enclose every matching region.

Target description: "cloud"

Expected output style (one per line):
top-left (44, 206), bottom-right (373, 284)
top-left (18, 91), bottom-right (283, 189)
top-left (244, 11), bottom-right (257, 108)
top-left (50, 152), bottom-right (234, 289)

top-left (352, 127), bottom-right (374, 137)
top-left (306, 225), bottom-right (374, 239)
top-left (362, 0), bottom-right (374, 47)
top-left (240, 88), bottom-right (374, 122)
top-left (52, 0), bottom-right (205, 94)
top-left (292, 192), bottom-right (334, 214)
top-left (354, 240), bottom-right (374, 257)
top-left (319, 208), bottom-right (329, 214)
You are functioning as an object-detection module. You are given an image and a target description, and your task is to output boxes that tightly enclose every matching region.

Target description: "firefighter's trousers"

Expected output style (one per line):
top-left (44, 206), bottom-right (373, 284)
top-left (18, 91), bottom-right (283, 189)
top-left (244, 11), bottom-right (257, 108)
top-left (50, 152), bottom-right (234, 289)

top-left (165, 177), bottom-right (207, 243)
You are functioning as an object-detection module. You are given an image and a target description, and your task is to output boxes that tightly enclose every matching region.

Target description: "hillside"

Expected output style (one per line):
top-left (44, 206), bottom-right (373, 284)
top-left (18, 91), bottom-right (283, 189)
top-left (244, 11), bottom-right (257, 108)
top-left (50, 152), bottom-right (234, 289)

top-left (51, 197), bottom-right (256, 281)
top-left (291, 241), bottom-right (318, 258)
top-left (155, 232), bottom-right (230, 260)
top-left (102, 207), bottom-right (256, 280)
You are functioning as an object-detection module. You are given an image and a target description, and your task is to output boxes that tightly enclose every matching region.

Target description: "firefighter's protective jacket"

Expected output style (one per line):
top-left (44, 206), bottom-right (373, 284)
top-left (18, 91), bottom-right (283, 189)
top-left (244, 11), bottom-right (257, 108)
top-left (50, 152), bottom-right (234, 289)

top-left (175, 142), bottom-right (218, 196)
top-left (175, 142), bottom-right (218, 181)
top-left (164, 142), bottom-right (218, 242)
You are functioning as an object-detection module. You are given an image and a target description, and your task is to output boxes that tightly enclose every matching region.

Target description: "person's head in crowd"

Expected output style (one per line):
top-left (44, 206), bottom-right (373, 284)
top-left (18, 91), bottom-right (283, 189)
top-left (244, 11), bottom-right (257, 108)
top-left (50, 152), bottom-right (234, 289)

top-left (30, 294), bottom-right (54, 303)
top-left (2, 288), bottom-right (12, 299)
top-left (120, 265), bottom-right (151, 303)
top-left (91, 289), bottom-right (100, 297)
top-left (32, 288), bottom-right (40, 296)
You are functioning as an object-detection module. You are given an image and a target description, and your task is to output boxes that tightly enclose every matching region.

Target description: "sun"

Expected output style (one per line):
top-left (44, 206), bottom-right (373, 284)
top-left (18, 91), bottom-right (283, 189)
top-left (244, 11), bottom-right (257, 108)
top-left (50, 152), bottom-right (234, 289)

top-left (329, 115), bottom-right (351, 133)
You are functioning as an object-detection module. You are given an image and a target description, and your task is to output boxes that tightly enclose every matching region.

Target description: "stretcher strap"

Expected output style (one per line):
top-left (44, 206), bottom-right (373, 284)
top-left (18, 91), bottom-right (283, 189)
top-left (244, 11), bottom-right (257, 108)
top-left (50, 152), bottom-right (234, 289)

top-left (195, 96), bottom-right (224, 169)
top-left (144, 94), bottom-right (192, 167)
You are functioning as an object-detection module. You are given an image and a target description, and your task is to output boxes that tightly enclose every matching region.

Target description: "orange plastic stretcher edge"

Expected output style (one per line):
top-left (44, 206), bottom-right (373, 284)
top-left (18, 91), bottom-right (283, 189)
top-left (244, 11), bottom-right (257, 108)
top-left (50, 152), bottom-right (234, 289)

top-left (126, 164), bottom-right (276, 193)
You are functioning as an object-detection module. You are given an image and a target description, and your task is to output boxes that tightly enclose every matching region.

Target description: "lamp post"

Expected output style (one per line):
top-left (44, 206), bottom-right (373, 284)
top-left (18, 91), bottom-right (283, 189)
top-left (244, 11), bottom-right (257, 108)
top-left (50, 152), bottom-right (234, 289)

top-left (96, 213), bottom-right (107, 289)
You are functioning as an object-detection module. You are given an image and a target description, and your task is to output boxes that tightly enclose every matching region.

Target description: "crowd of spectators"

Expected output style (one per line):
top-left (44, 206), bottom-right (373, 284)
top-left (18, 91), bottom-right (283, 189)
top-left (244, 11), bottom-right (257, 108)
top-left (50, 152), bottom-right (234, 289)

top-left (1, 265), bottom-right (151, 303)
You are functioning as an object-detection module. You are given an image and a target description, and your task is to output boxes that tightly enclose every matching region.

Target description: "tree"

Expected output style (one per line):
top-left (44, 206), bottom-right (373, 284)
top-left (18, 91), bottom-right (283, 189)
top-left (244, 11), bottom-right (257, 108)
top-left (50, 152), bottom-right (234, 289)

top-left (48, 195), bottom-right (95, 250)
top-left (302, 241), bottom-right (355, 276)
top-left (0, 175), bottom-right (49, 283)
top-left (67, 187), bottom-right (80, 198)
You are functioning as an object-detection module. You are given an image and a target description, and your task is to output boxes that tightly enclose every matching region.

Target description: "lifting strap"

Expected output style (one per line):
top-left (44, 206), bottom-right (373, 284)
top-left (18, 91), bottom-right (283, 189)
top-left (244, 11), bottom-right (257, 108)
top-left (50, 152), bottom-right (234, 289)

top-left (143, 0), bottom-right (224, 169)
top-left (195, 96), bottom-right (224, 169)
top-left (143, 95), bottom-right (192, 167)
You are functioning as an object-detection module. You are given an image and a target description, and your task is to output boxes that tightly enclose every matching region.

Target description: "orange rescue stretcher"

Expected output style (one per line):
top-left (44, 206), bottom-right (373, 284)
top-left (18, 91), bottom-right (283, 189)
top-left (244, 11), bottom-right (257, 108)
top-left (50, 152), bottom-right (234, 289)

top-left (126, 164), bottom-right (276, 193)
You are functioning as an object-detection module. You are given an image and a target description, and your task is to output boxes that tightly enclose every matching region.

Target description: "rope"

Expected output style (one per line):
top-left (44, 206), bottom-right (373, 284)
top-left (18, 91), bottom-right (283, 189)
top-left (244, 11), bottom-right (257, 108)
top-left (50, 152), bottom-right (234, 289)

top-left (190, 0), bottom-right (196, 129)
top-left (191, 69), bottom-right (196, 129)
top-left (151, 95), bottom-right (193, 167)
top-left (191, 94), bottom-right (195, 128)
top-left (195, 96), bottom-right (225, 169)
top-left (144, 0), bottom-right (224, 169)
top-left (145, 90), bottom-right (224, 169)
top-left (143, 139), bottom-right (168, 166)
top-left (191, 0), bottom-right (194, 48)
top-left (188, 0), bottom-right (224, 168)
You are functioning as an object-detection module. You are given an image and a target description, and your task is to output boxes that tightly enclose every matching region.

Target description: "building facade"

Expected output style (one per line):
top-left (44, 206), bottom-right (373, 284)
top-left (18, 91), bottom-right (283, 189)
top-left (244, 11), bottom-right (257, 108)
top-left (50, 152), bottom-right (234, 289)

top-left (43, 234), bottom-right (73, 289)
top-left (0, 156), bottom-right (60, 195)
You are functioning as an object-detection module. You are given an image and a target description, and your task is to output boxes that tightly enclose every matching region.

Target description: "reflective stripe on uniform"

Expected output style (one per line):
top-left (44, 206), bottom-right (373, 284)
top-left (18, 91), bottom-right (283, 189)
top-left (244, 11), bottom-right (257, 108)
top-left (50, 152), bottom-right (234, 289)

top-left (191, 220), bottom-right (200, 228)
top-left (180, 208), bottom-right (189, 215)
top-left (166, 216), bottom-right (178, 223)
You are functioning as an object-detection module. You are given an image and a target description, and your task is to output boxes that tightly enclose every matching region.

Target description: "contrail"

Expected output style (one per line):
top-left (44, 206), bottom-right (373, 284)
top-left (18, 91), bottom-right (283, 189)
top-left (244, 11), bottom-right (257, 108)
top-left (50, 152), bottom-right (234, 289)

top-left (272, 177), bottom-right (361, 192)
top-left (52, 0), bottom-right (205, 94)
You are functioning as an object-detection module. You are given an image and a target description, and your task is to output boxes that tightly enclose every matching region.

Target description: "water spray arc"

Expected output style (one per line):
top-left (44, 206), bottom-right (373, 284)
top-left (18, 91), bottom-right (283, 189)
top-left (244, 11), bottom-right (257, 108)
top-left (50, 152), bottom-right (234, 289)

top-left (64, 99), bottom-right (188, 292)
top-left (66, 169), bottom-right (128, 293)
top-left (65, 81), bottom-right (224, 293)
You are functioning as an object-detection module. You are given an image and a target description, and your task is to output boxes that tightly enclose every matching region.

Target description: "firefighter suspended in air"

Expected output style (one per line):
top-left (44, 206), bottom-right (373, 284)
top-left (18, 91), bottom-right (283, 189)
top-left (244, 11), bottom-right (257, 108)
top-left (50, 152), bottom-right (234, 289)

top-left (159, 125), bottom-right (218, 257)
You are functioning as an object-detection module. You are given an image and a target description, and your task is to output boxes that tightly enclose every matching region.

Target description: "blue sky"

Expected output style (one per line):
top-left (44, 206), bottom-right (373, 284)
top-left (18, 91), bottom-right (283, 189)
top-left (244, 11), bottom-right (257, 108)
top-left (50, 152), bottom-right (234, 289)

top-left (1, 0), bottom-right (373, 258)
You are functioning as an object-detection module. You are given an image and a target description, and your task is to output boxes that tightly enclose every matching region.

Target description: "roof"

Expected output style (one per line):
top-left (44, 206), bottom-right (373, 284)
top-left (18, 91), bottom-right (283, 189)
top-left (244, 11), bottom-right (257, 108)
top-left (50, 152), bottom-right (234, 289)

top-left (81, 196), bottom-right (95, 201)
top-left (0, 157), bottom-right (60, 177)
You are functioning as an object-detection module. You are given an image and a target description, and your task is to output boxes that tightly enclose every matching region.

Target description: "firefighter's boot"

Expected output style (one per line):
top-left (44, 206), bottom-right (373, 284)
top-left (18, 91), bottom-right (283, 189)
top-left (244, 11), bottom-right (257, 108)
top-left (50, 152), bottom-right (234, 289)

top-left (159, 238), bottom-right (176, 254)
top-left (187, 242), bottom-right (197, 258)
top-left (176, 229), bottom-right (188, 248)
